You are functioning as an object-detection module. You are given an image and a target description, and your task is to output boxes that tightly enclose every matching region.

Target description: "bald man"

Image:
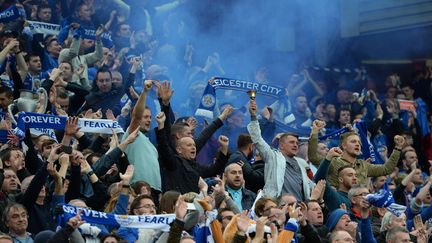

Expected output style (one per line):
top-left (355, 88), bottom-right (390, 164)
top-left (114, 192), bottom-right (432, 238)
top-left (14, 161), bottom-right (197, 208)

top-left (224, 163), bottom-right (256, 211)
top-left (156, 111), bottom-right (230, 194)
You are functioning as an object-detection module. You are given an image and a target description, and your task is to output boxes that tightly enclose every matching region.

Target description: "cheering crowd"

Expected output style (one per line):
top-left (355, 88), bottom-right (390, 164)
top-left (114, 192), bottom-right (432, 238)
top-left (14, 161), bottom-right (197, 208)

top-left (1, 0), bottom-right (432, 243)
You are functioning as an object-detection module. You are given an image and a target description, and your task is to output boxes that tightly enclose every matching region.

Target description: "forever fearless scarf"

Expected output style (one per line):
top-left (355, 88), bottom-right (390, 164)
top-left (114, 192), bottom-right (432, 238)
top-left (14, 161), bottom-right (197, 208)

top-left (59, 204), bottom-right (176, 231)
top-left (0, 5), bottom-right (26, 23)
top-left (16, 112), bottom-right (124, 134)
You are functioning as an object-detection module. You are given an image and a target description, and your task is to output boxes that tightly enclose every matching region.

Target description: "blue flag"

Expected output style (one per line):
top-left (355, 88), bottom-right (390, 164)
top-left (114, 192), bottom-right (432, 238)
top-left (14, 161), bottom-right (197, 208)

top-left (0, 5), bottom-right (26, 23)
top-left (366, 185), bottom-right (406, 217)
top-left (355, 120), bottom-right (384, 164)
top-left (195, 83), bottom-right (216, 119)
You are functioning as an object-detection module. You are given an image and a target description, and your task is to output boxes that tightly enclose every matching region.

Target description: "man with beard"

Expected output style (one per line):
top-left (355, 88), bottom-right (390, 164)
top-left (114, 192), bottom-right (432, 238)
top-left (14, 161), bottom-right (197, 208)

top-left (223, 163), bottom-right (256, 211)
top-left (310, 126), bottom-right (405, 187)
top-left (314, 147), bottom-right (358, 212)
top-left (228, 134), bottom-right (264, 193)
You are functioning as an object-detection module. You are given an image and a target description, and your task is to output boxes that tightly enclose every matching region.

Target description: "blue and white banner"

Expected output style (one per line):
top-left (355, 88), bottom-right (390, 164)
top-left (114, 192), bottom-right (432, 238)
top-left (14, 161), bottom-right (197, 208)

top-left (212, 77), bottom-right (284, 98)
top-left (366, 187), bottom-right (406, 217)
top-left (16, 112), bottom-right (124, 135)
top-left (27, 20), bottom-right (61, 36)
top-left (354, 120), bottom-right (383, 164)
top-left (30, 128), bottom-right (58, 142)
top-left (195, 78), bottom-right (284, 119)
top-left (60, 204), bottom-right (175, 231)
top-left (195, 83), bottom-right (217, 119)
top-left (77, 118), bottom-right (124, 134)
top-left (195, 210), bottom-right (217, 243)
top-left (0, 5), bottom-right (26, 23)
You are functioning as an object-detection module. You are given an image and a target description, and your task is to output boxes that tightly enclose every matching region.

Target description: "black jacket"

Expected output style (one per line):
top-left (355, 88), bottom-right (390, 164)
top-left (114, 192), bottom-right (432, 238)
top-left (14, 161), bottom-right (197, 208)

top-left (228, 151), bottom-right (265, 193)
top-left (156, 126), bottom-right (228, 194)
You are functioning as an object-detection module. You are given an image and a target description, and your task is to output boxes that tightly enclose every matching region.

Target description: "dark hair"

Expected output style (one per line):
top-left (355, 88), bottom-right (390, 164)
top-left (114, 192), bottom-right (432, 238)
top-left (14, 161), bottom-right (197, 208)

top-left (170, 122), bottom-right (189, 138)
top-left (159, 191), bottom-right (181, 214)
top-left (254, 197), bottom-right (278, 217)
top-left (131, 181), bottom-right (151, 196)
top-left (86, 153), bottom-right (102, 165)
top-left (3, 203), bottom-right (27, 227)
top-left (280, 132), bottom-right (299, 141)
top-left (129, 195), bottom-right (154, 215)
top-left (1, 148), bottom-right (21, 164)
top-left (0, 86), bottom-right (13, 98)
top-left (337, 107), bottom-right (351, 119)
top-left (24, 53), bottom-right (40, 62)
top-left (216, 208), bottom-right (233, 222)
top-left (41, 139), bottom-right (56, 151)
top-left (57, 90), bottom-right (69, 99)
top-left (37, 4), bottom-right (52, 14)
top-left (100, 233), bottom-right (124, 243)
top-left (92, 67), bottom-right (112, 91)
top-left (337, 165), bottom-right (354, 175)
top-left (237, 134), bottom-right (252, 150)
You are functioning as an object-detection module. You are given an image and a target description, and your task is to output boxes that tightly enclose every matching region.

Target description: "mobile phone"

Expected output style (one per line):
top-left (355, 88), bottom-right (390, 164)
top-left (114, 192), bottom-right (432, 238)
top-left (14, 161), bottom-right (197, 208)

top-left (59, 145), bottom-right (72, 154)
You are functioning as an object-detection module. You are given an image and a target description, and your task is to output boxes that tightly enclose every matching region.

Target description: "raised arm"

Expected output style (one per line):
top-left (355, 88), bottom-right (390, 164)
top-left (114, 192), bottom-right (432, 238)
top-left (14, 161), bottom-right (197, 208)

top-left (246, 100), bottom-right (273, 162)
top-left (83, 26), bottom-right (104, 65)
top-left (198, 135), bottom-right (229, 178)
top-left (129, 80), bottom-right (152, 132)
top-left (195, 106), bottom-right (232, 153)
top-left (367, 135), bottom-right (404, 177)
top-left (308, 120), bottom-right (326, 166)
top-left (155, 111), bottom-right (178, 170)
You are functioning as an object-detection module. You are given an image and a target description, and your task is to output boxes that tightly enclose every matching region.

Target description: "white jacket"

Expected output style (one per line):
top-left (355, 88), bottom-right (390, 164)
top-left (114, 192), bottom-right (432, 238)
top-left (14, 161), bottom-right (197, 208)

top-left (247, 120), bottom-right (314, 198)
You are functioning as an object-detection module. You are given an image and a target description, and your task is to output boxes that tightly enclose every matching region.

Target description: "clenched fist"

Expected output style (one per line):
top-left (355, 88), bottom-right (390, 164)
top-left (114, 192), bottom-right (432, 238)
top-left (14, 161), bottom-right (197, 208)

top-left (394, 135), bottom-right (405, 150)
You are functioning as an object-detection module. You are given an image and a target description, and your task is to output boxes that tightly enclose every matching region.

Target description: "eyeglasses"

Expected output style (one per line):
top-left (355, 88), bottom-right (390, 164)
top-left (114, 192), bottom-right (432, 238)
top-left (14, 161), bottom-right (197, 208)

top-left (222, 216), bottom-right (233, 221)
top-left (136, 204), bottom-right (156, 210)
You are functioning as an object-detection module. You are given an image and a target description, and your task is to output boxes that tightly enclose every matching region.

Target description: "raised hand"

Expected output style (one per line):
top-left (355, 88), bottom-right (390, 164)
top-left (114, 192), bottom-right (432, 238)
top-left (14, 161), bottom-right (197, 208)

top-left (155, 111), bottom-right (166, 129)
top-left (310, 179), bottom-right (326, 202)
top-left (184, 117), bottom-right (197, 131)
top-left (144, 80), bottom-right (153, 93)
top-left (123, 127), bottom-right (140, 145)
top-left (249, 100), bottom-right (257, 117)
top-left (67, 212), bottom-right (85, 229)
top-left (49, 68), bottom-right (62, 82)
top-left (412, 215), bottom-right (430, 243)
top-left (198, 177), bottom-right (208, 195)
top-left (219, 105), bottom-right (233, 121)
top-left (47, 161), bottom-right (61, 180)
top-left (65, 117), bottom-right (80, 136)
top-left (175, 195), bottom-right (188, 221)
top-left (251, 216), bottom-right (268, 243)
top-left (211, 175), bottom-right (226, 196)
top-left (120, 165), bottom-right (134, 185)
top-left (75, 64), bottom-right (85, 78)
top-left (312, 120), bottom-right (326, 133)
top-left (394, 135), bottom-right (405, 149)
top-left (106, 109), bottom-right (116, 121)
top-left (129, 87), bottom-right (139, 100)
top-left (325, 147), bottom-right (343, 161)
top-left (218, 135), bottom-right (229, 151)
top-left (157, 81), bottom-right (174, 106)
top-left (47, 144), bottom-right (62, 163)
top-left (95, 25), bottom-right (106, 40)
top-left (236, 210), bottom-right (250, 235)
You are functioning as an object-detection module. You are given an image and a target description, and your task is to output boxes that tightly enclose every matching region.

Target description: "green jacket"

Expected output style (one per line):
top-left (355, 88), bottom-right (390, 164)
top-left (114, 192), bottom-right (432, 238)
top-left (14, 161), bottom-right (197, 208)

top-left (308, 133), bottom-right (401, 187)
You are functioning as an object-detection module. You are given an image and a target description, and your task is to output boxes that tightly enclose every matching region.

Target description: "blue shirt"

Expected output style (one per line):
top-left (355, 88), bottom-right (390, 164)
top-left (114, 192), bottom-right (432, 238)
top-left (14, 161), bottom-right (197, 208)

top-left (227, 186), bottom-right (243, 211)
